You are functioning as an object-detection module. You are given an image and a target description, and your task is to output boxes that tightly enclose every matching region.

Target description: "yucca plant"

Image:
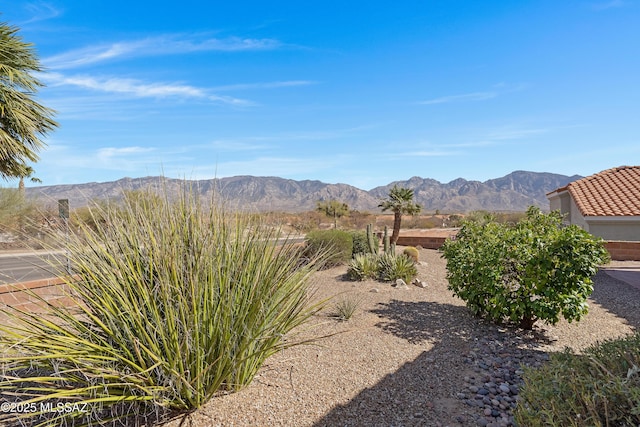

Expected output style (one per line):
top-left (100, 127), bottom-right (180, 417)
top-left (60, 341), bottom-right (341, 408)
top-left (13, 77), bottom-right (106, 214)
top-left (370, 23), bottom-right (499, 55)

top-left (0, 185), bottom-right (324, 426)
top-left (329, 296), bottom-right (362, 321)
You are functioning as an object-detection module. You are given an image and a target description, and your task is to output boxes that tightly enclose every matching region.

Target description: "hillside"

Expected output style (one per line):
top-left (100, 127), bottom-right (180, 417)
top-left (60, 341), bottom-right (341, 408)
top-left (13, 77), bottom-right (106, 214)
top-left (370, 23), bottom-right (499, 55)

top-left (24, 171), bottom-right (581, 213)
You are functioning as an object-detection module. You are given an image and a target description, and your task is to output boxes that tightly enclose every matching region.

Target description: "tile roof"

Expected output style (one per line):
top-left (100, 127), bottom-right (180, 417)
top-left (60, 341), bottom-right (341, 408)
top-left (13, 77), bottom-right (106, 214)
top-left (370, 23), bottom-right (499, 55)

top-left (563, 166), bottom-right (640, 217)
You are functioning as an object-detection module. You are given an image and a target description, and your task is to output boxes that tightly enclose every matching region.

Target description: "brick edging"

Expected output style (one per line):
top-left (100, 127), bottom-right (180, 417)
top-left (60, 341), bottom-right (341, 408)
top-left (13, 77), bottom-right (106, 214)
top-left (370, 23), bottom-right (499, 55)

top-left (0, 277), bottom-right (68, 295)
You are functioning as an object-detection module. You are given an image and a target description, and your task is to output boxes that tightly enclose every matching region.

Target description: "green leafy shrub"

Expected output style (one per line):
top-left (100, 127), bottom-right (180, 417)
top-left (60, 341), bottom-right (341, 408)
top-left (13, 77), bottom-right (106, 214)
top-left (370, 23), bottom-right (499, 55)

top-left (346, 253), bottom-right (380, 280)
top-left (515, 332), bottom-right (640, 426)
top-left (0, 187), bottom-right (323, 426)
top-left (441, 206), bottom-right (610, 329)
top-left (402, 246), bottom-right (419, 262)
top-left (378, 252), bottom-right (418, 283)
top-left (350, 230), bottom-right (370, 257)
top-left (305, 229), bottom-right (353, 268)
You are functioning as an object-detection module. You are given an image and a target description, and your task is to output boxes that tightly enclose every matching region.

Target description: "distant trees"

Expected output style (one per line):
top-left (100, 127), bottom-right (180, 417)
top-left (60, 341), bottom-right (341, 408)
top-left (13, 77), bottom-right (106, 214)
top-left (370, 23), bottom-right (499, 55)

top-left (316, 200), bottom-right (349, 229)
top-left (378, 185), bottom-right (421, 244)
top-left (0, 21), bottom-right (57, 180)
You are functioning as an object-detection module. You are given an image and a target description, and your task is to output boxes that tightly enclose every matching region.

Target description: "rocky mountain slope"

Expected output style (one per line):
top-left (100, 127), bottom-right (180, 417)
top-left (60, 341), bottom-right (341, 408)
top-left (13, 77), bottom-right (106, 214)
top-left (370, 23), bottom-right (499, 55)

top-left (25, 171), bottom-right (581, 213)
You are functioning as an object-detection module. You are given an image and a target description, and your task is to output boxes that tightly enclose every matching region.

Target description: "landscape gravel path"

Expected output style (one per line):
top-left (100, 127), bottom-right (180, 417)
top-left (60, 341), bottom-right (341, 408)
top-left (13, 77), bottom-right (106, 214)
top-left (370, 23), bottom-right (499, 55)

top-left (163, 248), bottom-right (640, 427)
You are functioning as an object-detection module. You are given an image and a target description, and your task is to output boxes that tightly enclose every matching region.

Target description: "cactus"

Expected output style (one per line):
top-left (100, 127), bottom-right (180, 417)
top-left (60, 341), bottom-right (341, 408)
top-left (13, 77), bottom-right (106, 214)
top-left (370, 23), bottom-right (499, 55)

top-left (366, 224), bottom-right (378, 254)
top-left (383, 226), bottom-right (390, 254)
top-left (382, 226), bottom-right (395, 255)
top-left (403, 246), bottom-right (419, 263)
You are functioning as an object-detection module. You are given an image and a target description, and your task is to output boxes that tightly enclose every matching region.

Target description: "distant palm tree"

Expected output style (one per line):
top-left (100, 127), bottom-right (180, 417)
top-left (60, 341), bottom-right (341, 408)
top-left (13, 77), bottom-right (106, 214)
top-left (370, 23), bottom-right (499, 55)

top-left (17, 165), bottom-right (41, 194)
top-left (0, 22), bottom-right (57, 180)
top-left (378, 185), bottom-right (422, 244)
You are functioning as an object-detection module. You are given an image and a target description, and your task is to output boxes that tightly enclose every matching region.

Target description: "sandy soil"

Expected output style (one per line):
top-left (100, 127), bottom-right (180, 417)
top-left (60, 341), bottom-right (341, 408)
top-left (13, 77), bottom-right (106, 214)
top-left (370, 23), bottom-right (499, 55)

top-left (161, 248), bottom-right (639, 427)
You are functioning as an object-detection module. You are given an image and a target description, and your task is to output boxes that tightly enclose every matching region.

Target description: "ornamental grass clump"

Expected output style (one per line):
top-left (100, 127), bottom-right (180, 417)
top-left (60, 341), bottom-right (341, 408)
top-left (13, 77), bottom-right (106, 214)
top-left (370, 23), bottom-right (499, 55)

top-left (515, 332), bottom-right (640, 426)
top-left (0, 187), bottom-right (323, 426)
top-left (330, 296), bottom-right (362, 321)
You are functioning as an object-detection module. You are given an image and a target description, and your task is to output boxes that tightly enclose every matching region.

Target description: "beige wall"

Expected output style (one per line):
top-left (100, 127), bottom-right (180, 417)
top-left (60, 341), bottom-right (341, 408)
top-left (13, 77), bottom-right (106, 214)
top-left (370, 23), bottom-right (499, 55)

top-left (587, 219), bottom-right (640, 242)
top-left (548, 191), bottom-right (640, 242)
top-left (548, 191), bottom-right (576, 225)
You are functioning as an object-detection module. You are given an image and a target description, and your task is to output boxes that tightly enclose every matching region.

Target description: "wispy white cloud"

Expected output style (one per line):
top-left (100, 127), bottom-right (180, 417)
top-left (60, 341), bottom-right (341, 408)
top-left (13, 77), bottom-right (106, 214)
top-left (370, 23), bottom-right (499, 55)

top-left (418, 83), bottom-right (528, 106)
top-left (21, 2), bottom-right (62, 25)
top-left (33, 144), bottom-right (165, 182)
top-left (390, 124), bottom-right (551, 158)
top-left (43, 34), bottom-right (283, 70)
top-left (95, 146), bottom-right (158, 170)
top-left (418, 91), bottom-right (497, 105)
top-left (212, 80), bottom-right (318, 91)
top-left (484, 126), bottom-right (549, 141)
top-left (97, 146), bottom-right (154, 158)
top-left (42, 72), bottom-right (252, 105)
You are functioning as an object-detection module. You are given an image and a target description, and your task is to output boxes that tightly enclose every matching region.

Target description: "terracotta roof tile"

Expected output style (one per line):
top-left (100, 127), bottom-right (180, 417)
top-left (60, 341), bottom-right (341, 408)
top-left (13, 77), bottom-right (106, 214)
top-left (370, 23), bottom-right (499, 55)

top-left (567, 166), bottom-right (640, 217)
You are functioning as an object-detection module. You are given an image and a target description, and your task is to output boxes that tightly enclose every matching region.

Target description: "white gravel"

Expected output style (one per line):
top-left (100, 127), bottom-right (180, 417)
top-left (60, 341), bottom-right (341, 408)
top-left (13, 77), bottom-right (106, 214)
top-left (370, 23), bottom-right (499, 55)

top-left (162, 248), bottom-right (638, 427)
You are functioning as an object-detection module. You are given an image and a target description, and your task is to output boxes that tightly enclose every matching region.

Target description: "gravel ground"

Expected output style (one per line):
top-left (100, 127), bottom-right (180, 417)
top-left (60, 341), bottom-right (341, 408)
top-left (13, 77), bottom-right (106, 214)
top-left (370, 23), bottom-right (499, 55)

top-left (163, 248), bottom-right (639, 427)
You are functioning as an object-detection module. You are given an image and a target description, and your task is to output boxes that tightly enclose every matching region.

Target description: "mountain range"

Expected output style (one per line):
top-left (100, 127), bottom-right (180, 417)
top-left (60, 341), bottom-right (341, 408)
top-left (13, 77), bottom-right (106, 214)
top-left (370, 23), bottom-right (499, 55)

top-left (25, 171), bottom-right (582, 213)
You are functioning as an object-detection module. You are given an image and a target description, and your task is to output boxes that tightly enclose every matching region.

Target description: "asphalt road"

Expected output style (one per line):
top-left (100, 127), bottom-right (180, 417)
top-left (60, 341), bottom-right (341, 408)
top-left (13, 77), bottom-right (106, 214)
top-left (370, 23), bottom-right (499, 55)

top-left (0, 252), bottom-right (67, 284)
top-left (0, 238), bottom-right (305, 285)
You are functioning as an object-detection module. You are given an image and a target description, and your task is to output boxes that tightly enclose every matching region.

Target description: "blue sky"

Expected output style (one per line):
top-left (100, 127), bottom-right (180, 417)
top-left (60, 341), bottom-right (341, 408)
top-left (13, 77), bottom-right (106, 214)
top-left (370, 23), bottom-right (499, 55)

top-left (3, 1), bottom-right (639, 190)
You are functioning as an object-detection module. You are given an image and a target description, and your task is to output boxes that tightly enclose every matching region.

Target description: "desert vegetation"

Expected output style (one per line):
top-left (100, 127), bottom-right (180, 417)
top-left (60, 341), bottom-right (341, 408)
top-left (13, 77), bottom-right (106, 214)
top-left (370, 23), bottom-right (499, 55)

top-left (2, 188), bottom-right (637, 425)
top-left (0, 187), bottom-right (325, 425)
top-left (442, 206), bottom-right (610, 329)
top-left (515, 332), bottom-right (640, 426)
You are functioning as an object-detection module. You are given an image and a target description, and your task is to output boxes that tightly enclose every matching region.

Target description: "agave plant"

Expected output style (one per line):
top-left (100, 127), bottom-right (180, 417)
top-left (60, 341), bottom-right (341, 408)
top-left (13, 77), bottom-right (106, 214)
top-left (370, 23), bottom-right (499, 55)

top-left (0, 185), bottom-right (324, 426)
top-left (346, 253), bottom-right (379, 281)
top-left (377, 252), bottom-right (418, 283)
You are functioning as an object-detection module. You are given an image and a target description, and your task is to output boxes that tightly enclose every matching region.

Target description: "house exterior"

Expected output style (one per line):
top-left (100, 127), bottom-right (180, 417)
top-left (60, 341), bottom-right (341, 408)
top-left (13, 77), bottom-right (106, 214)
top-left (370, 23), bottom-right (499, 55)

top-left (546, 166), bottom-right (640, 260)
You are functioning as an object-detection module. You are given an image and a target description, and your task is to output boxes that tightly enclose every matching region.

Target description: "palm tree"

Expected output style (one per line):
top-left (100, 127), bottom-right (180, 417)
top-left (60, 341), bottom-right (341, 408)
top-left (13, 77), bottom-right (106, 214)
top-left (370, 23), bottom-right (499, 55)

top-left (378, 185), bottom-right (422, 244)
top-left (17, 165), bottom-right (41, 194)
top-left (0, 21), bottom-right (57, 180)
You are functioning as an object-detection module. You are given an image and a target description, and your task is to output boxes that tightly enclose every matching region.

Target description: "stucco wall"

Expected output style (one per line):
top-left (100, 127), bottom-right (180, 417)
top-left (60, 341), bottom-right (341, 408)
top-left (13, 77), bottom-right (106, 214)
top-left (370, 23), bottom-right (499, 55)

top-left (588, 220), bottom-right (640, 242)
top-left (548, 191), bottom-right (573, 224)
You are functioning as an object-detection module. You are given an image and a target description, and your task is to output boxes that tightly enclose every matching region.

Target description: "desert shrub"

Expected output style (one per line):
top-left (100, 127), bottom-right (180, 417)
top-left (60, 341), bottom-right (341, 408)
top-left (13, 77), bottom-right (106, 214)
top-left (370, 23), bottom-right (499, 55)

top-left (350, 230), bottom-right (370, 257)
top-left (305, 229), bottom-right (353, 268)
top-left (515, 332), bottom-right (640, 426)
top-left (447, 214), bottom-right (464, 227)
top-left (441, 206), bottom-right (610, 329)
top-left (403, 246), bottom-right (419, 262)
top-left (346, 253), bottom-right (380, 280)
top-left (329, 296), bottom-right (362, 321)
top-left (0, 186), bottom-right (323, 426)
top-left (404, 215), bottom-right (441, 229)
top-left (347, 252), bottom-right (417, 283)
top-left (378, 252), bottom-right (418, 283)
